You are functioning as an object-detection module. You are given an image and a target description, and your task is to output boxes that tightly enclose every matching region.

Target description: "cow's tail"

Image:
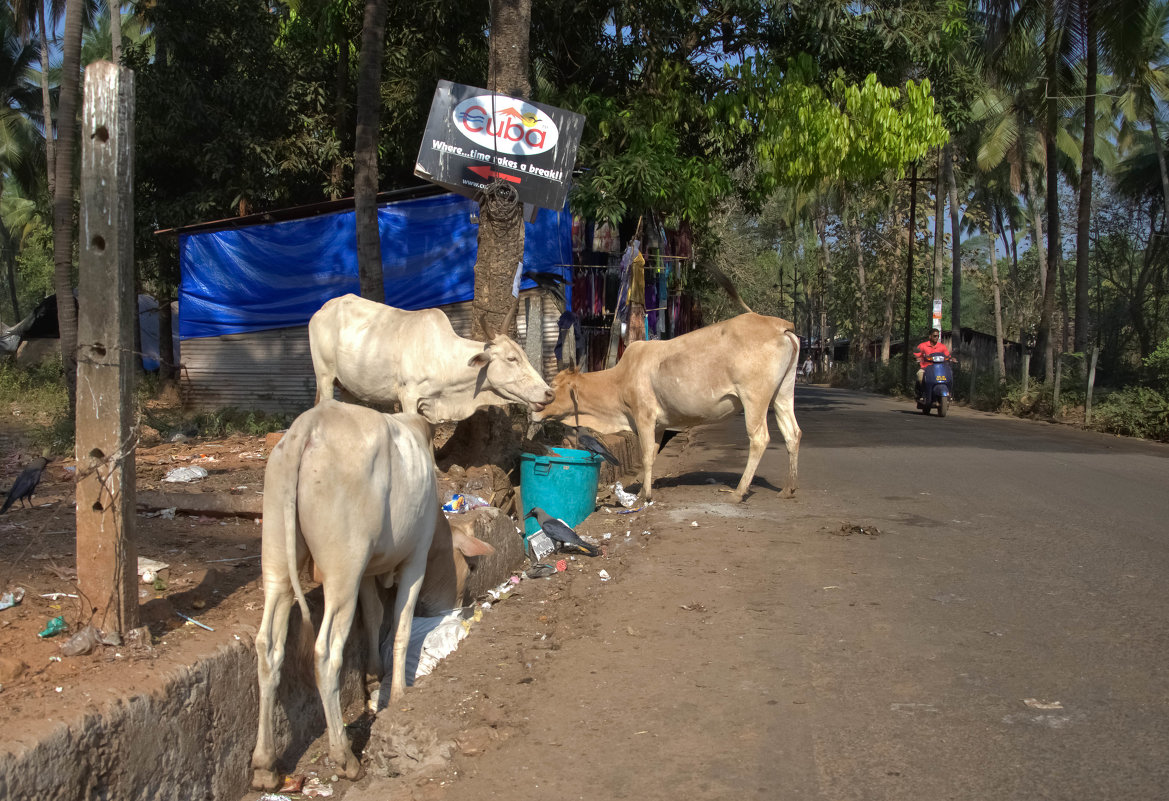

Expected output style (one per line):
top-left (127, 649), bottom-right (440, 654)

top-left (703, 262), bottom-right (754, 314)
top-left (275, 419), bottom-right (316, 672)
top-left (781, 328), bottom-right (801, 386)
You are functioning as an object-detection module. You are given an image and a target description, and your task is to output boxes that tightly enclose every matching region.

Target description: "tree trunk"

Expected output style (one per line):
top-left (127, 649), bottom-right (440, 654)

top-left (470, 0), bottom-right (531, 341)
top-left (1037, 2), bottom-right (1060, 382)
top-left (110, 1), bottom-right (122, 62)
top-left (998, 203), bottom-right (1023, 339)
top-left (330, 25), bottom-right (350, 200)
top-left (815, 204), bottom-right (831, 370)
top-left (1074, 3), bottom-right (1096, 352)
top-left (880, 188), bottom-right (903, 365)
top-left (945, 140), bottom-right (961, 341)
top-left (53, 0), bottom-right (84, 414)
top-left (932, 149), bottom-right (945, 301)
top-left (39, 4), bottom-right (54, 200)
top-left (1022, 155), bottom-right (1046, 300)
top-left (1149, 113), bottom-right (1169, 233)
top-left (989, 205), bottom-right (1006, 382)
top-left (354, 0), bottom-right (388, 302)
top-left (852, 202), bottom-right (868, 363)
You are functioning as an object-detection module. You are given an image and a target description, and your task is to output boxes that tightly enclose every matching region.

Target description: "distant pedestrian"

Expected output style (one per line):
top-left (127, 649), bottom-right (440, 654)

top-left (801, 357), bottom-right (814, 383)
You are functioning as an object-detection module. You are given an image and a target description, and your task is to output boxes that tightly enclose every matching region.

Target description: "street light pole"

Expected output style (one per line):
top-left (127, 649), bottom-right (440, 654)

top-left (902, 161), bottom-right (918, 390)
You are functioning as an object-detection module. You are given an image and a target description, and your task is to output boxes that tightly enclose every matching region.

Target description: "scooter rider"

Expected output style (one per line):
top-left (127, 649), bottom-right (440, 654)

top-left (914, 328), bottom-right (952, 397)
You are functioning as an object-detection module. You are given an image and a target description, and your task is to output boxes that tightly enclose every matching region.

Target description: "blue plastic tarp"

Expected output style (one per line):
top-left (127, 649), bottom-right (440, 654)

top-left (178, 193), bottom-right (572, 339)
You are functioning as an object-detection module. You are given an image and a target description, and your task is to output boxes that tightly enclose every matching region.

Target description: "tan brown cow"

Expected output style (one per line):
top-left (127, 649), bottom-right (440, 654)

top-left (309, 294), bottom-right (553, 423)
top-left (532, 313), bottom-right (801, 501)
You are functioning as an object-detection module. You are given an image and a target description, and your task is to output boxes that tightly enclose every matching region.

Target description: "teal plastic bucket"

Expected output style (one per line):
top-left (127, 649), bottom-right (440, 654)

top-left (520, 447), bottom-right (601, 539)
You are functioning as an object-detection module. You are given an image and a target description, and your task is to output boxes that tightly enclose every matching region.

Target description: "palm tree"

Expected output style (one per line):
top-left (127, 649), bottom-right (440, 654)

top-left (1073, 0), bottom-right (1098, 351)
top-left (11, 0), bottom-right (65, 199)
top-left (52, 0), bottom-right (84, 412)
top-left (81, 3), bottom-right (146, 65)
top-left (0, 6), bottom-right (45, 322)
top-left (1108, 0), bottom-right (1169, 226)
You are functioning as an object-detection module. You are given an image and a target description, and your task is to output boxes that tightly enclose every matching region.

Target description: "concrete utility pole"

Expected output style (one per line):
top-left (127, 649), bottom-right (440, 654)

top-left (75, 61), bottom-right (139, 635)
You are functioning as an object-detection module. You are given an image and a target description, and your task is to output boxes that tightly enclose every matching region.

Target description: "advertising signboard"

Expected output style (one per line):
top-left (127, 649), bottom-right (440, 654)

top-left (415, 80), bottom-right (585, 214)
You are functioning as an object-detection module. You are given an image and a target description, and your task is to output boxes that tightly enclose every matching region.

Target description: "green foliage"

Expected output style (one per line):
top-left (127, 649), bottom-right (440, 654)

top-left (7, 214), bottom-right (53, 322)
top-left (1144, 338), bottom-right (1169, 391)
top-left (566, 58), bottom-right (735, 228)
top-left (728, 55), bottom-right (949, 192)
top-left (0, 356), bottom-right (71, 454)
top-left (1089, 387), bottom-right (1169, 442)
top-left (188, 408), bottom-right (295, 439)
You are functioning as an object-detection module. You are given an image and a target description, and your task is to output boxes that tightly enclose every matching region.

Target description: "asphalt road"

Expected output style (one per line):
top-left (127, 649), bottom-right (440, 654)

top-left (681, 385), bottom-right (1169, 800)
top-left (341, 385), bottom-right (1169, 801)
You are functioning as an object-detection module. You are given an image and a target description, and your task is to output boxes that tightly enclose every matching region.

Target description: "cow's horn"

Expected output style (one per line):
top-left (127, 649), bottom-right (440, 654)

top-left (501, 296), bottom-right (520, 338)
top-left (478, 310), bottom-right (496, 341)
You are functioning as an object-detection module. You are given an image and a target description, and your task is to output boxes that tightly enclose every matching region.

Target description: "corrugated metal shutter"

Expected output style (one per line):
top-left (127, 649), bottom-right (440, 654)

top-left (180, 327), bottom-right (316, 413)
top-left (179, 289), bottom-right (561, 413)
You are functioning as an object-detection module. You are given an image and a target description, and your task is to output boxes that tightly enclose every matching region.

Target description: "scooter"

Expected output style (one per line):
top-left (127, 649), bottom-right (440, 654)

top-left (917, 353), bottom-right (954, 417)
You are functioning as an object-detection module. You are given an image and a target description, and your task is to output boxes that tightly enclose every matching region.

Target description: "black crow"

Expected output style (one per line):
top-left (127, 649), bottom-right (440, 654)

top-left (1, 457), bottom-right (49, 514)
top-left (524, 507), bottom-right (601, 557)
top-left (573, 426), bottom-right (619, 466)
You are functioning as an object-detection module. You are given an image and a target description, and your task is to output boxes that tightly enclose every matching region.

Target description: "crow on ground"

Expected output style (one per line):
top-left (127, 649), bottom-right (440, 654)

top-left (1, 457), bottom-right (49, 514)
top-left (572, 426), bottom-right (619, 466)
top-left (524, 507), bottom-right (601, 557)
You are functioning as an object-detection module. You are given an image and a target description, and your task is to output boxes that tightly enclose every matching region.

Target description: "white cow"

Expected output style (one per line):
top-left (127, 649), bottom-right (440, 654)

top-left (309, 293), bottom-right (554, 423)
top-left (251, 400), bottom-right (442, 790)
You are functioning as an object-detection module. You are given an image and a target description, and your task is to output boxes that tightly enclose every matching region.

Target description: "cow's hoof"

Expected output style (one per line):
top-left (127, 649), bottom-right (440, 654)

top-left (335, 749), bottom-right (364, 781)
top-left (251, 767), bottom-right (282, 791)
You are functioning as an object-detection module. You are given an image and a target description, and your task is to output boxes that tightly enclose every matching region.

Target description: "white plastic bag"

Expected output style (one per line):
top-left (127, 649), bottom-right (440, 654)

top-left (162, 466), bottom-right (208, 483)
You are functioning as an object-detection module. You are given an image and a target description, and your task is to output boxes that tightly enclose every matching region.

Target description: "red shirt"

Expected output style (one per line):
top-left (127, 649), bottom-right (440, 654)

top-left (914, 340), bottom-right (950, 368)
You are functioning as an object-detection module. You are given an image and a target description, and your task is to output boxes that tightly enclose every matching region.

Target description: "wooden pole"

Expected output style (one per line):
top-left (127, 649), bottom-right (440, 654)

top-left (1085, 346), bottom-right (1099, 425)
top-left (1053, 354), bottom-right (1063, 418)
top-left (1021, 353), bottom-right (1030, 398)
top-left (968, 355), bottom-right (977, 405)
top-left (75, 61), bottom-right (138, 635)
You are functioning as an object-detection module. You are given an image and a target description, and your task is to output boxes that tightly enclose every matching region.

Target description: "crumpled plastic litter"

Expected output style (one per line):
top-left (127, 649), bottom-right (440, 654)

top-left (374, 610), bottom-right (471, 708)
top-left (613, 482), bottom-right (638, 508)
top-left (162, 466), bottom-right (208, 483)
top-left (141, 507), bottom-right (177, 519)
top-left (302, 777), bottom-right (334, 798)
top-left (0, 587), bottom-right (25, 611)
top-left (61, 624), bottom-right (103, 656)
top-left (38, 615), bottom-right (68, 638)
top-left (442, 493), bottom-right (490, 513)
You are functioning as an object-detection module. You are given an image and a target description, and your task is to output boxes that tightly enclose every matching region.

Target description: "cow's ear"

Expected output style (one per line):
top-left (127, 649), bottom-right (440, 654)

top-left (453, 530), bottom-right (496, 557)
top-left (468, 346), bottom-right (491, 368)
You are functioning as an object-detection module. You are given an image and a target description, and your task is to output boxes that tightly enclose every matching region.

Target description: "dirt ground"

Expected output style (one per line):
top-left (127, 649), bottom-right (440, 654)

top-left (0, 424), bottom-right (271, 733)
top-left (0, 404), bottom-right (773, 801)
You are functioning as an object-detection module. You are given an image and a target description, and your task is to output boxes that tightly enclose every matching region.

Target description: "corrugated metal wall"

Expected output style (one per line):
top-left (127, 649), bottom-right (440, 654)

top-left (179, 290), bottom-right (561, 413)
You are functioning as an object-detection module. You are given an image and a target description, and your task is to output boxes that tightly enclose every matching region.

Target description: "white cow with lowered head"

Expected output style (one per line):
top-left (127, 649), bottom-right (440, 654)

top-left (309, 293), bottom-right (553, 423)
top-left (251, 400), bottom-right (445, 790)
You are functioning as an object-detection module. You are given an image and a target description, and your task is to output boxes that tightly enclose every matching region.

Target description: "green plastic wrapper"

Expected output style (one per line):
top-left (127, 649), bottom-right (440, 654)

top-left (38, 615), bottom-right (68, 638)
